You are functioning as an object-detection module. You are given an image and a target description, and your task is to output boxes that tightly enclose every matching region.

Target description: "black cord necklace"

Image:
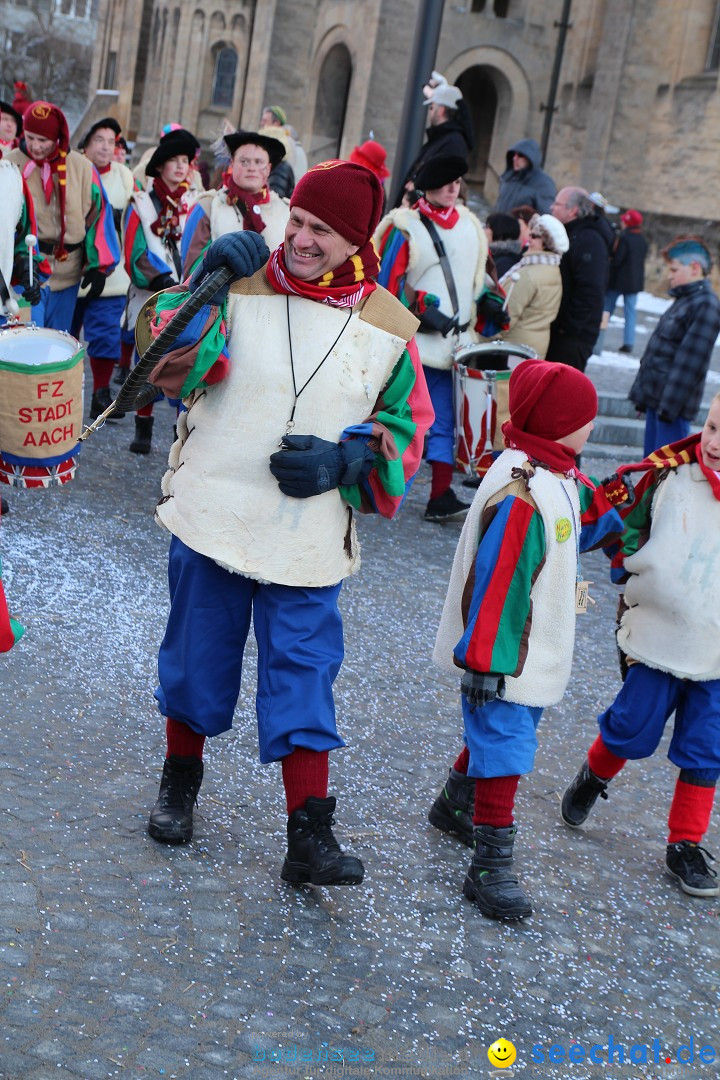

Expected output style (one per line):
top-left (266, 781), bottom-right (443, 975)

top-left (281, 295), bottom-right (353, 442)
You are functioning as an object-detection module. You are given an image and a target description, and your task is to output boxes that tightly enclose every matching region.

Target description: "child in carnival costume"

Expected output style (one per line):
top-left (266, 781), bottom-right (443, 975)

top-left (562, 394), bottom-right (720, 898)
top-left (431, 359), bottom-right (629, 920)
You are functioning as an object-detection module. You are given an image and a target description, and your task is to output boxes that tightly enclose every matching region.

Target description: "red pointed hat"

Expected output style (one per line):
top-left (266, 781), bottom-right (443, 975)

top-left (23, 101), bottom-right (70, 152)
top-left (509, 359), bottom-right (597, 440)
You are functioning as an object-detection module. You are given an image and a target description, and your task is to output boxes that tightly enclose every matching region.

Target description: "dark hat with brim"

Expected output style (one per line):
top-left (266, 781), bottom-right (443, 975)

top-left (146, 128), bottom-right (200, 177)
top-left (78, 116), bottom-right (122, 150)
top-left (414, 155), bottom-right (468, 193)
top-left (224, 130), bottom-right (285, 169)
top-left (0, 100), bottom-right (23, 136)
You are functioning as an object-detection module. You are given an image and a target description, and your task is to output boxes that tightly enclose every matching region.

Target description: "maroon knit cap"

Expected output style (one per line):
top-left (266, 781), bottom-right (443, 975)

top-left (509, 360), bottom-right (597, 440)
top-left (23, 101), bottom-right (70, 152)
top-left (290, 160), bottom-right (384, 246)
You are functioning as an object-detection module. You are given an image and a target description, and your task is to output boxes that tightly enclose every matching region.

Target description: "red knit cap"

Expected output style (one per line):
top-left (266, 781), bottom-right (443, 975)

top-left (509, 360), bottom-right (597, 440)
top-left (23, 101), bottom-right (69, 152)
top-left (290, 160), bottom-right (384, 246)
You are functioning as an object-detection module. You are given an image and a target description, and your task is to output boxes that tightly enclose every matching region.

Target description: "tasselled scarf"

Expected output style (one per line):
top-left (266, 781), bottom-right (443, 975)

top-left (150, 176), bottom-right (190, 243)
top-left (502, 419), bottom-right (595, 488)
top-left (265, 242), bottom-right (378, 308)
top-left (416, 195), bottom-right (459, 230)
top-left (221, 169), bottom-right (270, 234)
top-left (617, 433), bottom-right (720, 501)
top-left (22, 148), bottom-right (69, 260)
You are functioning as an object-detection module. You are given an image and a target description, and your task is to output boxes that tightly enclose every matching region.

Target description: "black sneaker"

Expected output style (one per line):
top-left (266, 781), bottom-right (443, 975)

top-left (618, 344), bottom-right (634, 355)
top-left (666, 841), bottom-right (719, 897)
top-left (424, 488), bottom-right (470, 523)
top-left (561, 759), bottom-right (610, 827)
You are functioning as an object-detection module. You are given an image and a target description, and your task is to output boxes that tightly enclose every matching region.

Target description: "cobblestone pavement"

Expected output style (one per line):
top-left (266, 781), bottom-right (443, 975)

top-left (0, 372), bottom-right (718, 1080)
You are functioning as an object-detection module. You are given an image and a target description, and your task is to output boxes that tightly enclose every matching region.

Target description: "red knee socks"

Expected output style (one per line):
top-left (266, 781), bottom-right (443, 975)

top-left (587, 734), bottom-right (627, 779)
top-left (137, 403), bottom-right (154, 417)
top-left (473, 775), bottom-right (520, 828)
top-left (453, 746), bottom-right (470, 774)
top-left (282, 747), bottom-right (329, 815)
top-left (89, 356), bottom-right (115, 391)
top-left (166, 716), bottom-right (205, 759)
top-left (668, 778), bottom-right (716, 844)
top-left (430, 461), bottom-right (454, 499)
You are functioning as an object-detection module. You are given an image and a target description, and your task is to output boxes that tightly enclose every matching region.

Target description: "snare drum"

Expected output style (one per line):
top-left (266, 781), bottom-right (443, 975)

top-left (452, 342), bottom-right (537, 477)
top-left (0, 325), bottom-right (84, 488)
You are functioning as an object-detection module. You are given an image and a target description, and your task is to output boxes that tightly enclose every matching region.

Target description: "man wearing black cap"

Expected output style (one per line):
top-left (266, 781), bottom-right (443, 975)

top-left (181, 130), bottom-right (289, 277)
top-left (123, 126), bottom-right (200, 453)
top-left (137, 160), bottom-right (433, 887)
top-left (74, 118), bottom-right (134, 420)
top-left (376, 156), bottom-right (487, 522)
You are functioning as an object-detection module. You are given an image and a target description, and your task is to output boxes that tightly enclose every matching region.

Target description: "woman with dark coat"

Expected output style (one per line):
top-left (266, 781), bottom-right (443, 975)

top-left (597, 209), bottom-right (648, 354)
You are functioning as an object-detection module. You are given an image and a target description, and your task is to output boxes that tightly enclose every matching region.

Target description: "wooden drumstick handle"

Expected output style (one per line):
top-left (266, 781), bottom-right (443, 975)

top-left (25, 234), bottom-right (37, 288)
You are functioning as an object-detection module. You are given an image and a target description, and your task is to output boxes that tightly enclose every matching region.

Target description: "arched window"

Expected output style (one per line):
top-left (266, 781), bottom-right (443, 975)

top-left (212, 46), bottom-right (237, 107)
top-left (312, 43), bottom-right (352, 159)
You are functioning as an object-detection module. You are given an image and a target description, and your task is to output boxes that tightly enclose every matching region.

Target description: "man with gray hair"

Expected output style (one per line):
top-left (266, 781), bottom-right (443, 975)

top-left (545, 186), bottom-right (612, 371)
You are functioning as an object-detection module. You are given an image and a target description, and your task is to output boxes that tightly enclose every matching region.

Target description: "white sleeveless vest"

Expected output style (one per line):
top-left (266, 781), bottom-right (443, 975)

top-left (618, 464), bottom-right (720, 680)
top-left (434, 450), bottom-right (580, 706)
top-left (155, 289), bottom-right (411, 586)
top-left (210, 190), bottom-right (289, 253)
top-left (376, 205), bottom-right (487, 370)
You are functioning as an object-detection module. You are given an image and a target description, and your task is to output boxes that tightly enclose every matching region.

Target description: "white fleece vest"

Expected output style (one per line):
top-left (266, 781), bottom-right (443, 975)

top-left (433, 450), bottom-right (580, 706)
top-left (377, 206), bottom-right (486, 371)
top-left (155, 291), bottom-right (409, 586)
top-left (0, 160), bottom-right (23, 294)
top-left (210, 190), bottom-right (289, 252)
top-left (618, 464), bottom-right (720, 680)
top-left (78, 162), bottom-right (132, 299)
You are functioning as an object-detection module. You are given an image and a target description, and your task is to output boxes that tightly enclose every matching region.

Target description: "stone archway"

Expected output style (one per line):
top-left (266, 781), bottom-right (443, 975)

top-left (445, 47), bottom-right (530, 204)
top-left (311, 42), bottom-right (352, 162)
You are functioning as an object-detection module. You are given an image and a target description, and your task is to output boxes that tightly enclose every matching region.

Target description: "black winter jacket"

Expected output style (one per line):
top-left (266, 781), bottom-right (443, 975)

top-left (397, 119), bottom-right (472, 204)
top-left (494, 138), bottom-right (556, 214)
top-left (629, 279), bottom-right (720, 421)
top-left (552, 215), bottom-right (612, 343)
top-left (608, 229), bottom-right (648, 295)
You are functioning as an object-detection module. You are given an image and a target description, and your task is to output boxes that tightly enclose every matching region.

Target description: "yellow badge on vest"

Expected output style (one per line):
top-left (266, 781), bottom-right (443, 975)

top-left (555, 517), bottom-right (572, 543)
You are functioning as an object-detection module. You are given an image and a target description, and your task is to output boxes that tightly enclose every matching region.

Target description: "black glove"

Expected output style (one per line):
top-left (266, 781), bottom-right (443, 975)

top-left (461, 670), bottom-right (506, 708)
top-left (190, 232), bottom-right (270, 306)
top-left (148, 273), bottom-right (176, 293)
top-left (417, 304), bottom-right (458, 337)
top-left (269, 435), bottom-right (375, 499)
top-left (599, 472), bottom-right (635, 508)
top-left (81, 268), bottom-right (107, 299)
top-left (11, 256), bottom-right (42, 306)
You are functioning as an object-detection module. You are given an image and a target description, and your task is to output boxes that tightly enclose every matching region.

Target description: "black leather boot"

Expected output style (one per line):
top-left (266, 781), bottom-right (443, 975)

top-left (130, 415), bottom-right (153, 454)
top-left (463, 823), bottom-right (533, 920)
top-left (90, 385), bottom-right (125, 420)
top-left (428, 767), bottom-right (476, 846)
top-left (561, 759), bottom-right (610, 827)
top-left (281, 796), bottom-right (365, 886)
top-left (147, 755), bottom-right (203, 844)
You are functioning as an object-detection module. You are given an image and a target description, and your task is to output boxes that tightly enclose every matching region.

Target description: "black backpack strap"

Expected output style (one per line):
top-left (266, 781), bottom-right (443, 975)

top-left (419, 213), bottom-right (460, 317)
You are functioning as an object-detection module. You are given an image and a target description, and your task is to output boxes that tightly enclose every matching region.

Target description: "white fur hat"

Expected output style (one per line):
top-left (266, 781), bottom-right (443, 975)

top-left (532, 213), bottom-right (569, 255)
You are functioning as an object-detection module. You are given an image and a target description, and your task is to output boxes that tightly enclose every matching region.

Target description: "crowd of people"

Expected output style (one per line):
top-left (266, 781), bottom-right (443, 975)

top-left (1, 68), bottom-right (719, 921)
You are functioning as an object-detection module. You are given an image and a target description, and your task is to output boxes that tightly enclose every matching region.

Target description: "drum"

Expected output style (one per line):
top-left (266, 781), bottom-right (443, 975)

top-left (0, 325), bottom-right (84, 488)
top-left (452, 342), bottom-right (537, 477)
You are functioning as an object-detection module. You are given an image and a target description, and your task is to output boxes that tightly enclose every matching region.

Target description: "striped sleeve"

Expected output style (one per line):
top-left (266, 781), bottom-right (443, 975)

top-left (84, 166), bottom-right (121, 275)
top-left (0, 556), bottom-right (24, 652)
top-left (454, 494), bottom-right (546, 676)
top-left (123, 203), bottom-right (173, 289)
top-left (149, 288), bottom-right (230, 396)
top-left (338, 337), bottom-right (434, 519)
top-left (180, 202), bottom-right (211, 279)
top-left (376, 225), bottom-right (411, 305)
top-left (578, 481), bottom-right (624, 552)
top-left (605, 469), bottom-right (659, 584)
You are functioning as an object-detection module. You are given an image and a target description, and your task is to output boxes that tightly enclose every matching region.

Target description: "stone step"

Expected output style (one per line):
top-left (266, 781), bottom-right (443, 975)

top-left (596, 390), bottom-right (713, 422)
top-left (589, 414), bottom-right (644, 447)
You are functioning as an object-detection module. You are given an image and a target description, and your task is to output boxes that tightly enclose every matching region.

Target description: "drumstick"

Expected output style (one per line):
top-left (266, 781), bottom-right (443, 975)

top-left (25, 234), bottom-right (37, 288)
top-left (502, 271), bottom-right (520, 312)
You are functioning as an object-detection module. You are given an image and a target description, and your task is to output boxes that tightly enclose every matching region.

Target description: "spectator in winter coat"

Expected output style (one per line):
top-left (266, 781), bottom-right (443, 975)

top-left (494, 139), bottom-right (556, 215)
top-left (485, 212), bottom-right (523, 278)
top-left (629, 236), bottom-right (720, 455)
top-left (395, 83), bottom-right (473, 206)
top-left (545, 187), bottom-right (612, 372)
top-left (596, 209), bottom-right (648, 355)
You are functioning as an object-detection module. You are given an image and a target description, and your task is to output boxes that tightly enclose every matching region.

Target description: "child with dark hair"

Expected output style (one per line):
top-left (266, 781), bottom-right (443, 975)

top-left (485, 211), bottom-right (523, 277)
top-left (562, 395), bottom-right (720, 898)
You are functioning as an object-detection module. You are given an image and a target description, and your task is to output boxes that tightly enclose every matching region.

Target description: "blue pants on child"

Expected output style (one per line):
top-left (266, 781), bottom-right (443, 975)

top-left (72, 295), bottom-right (125, 358)
top-left (423, 366), bottom-right (455, 465)
top-left (598, 663), bottom-right (720, 782)
top-left (462, 696), bottom-right (544, 778)
top-left (31, 283), bottom-right (80, 333)
top-left (155, 537), bottom-right (347, 763)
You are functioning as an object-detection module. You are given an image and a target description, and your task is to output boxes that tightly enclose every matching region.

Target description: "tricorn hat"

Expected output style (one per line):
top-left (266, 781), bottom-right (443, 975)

top-left (145, 128), bottom-right (200, 177)
top-left (223, 130), bottom-right (286, 169)
top-left (414, 155), bottom-right (468, 193)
